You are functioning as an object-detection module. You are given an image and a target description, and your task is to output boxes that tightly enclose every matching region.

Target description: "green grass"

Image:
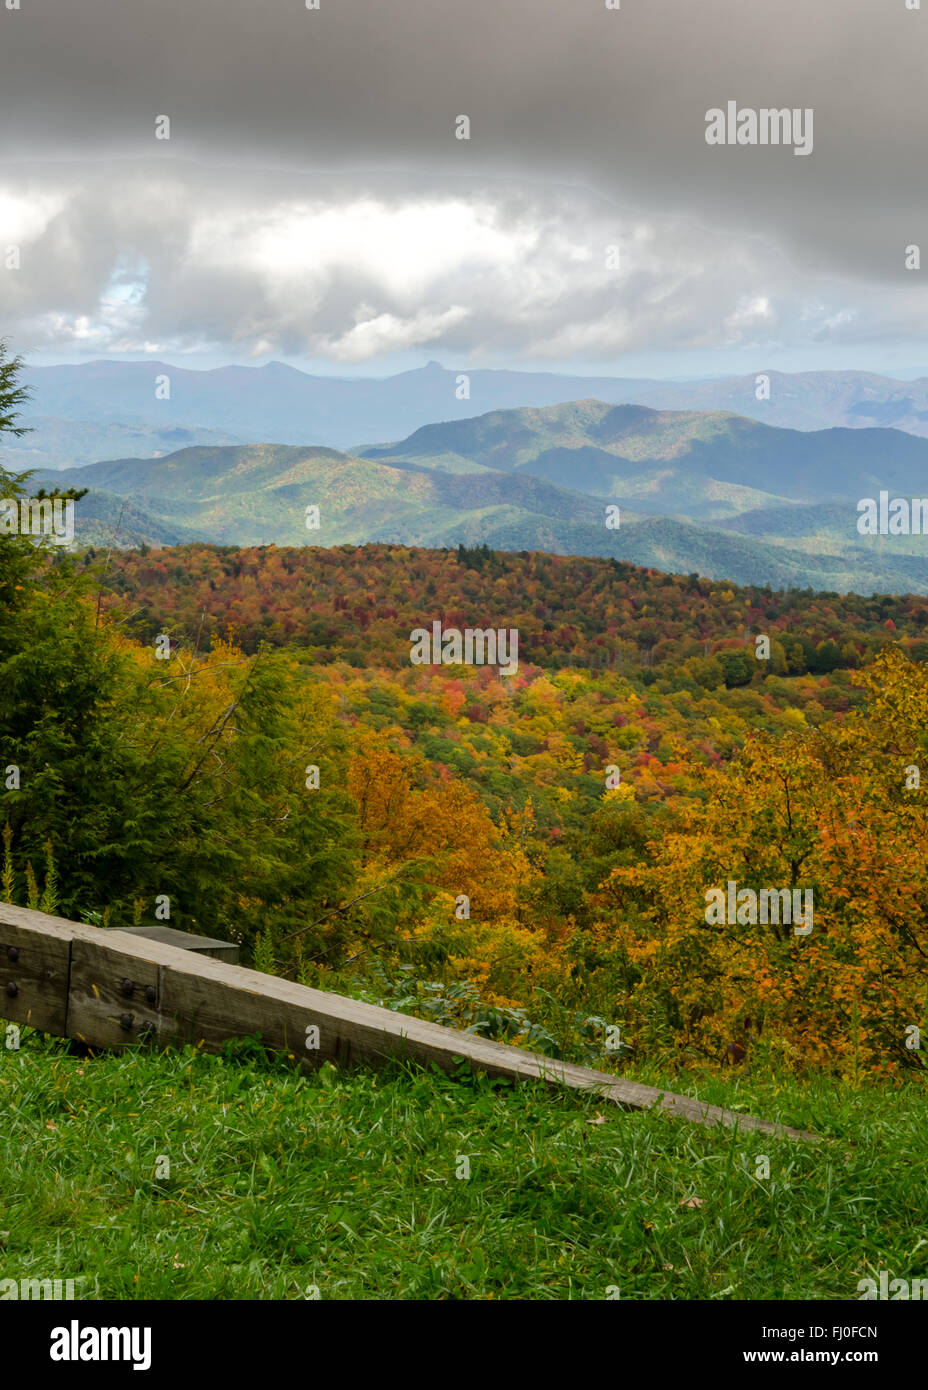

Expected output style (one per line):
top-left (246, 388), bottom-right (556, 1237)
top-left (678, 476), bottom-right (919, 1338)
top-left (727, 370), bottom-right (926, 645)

top-left (1, 1031), bottom-right (925, 1300)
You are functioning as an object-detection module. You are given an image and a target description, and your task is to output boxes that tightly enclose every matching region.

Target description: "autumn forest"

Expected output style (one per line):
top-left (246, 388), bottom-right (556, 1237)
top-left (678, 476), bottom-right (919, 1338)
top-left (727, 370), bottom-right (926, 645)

top-left (3, 510), bottom-right (926, 1084)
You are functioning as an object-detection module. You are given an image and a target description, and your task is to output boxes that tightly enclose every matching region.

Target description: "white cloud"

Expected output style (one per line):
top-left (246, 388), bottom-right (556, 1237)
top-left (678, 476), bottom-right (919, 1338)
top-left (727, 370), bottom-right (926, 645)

top-left (323, 305), bottom-right (472, 361)
top-left (2, 165), bottom-right (928, 368)
top-left (0, 189), bottom-right (66, 243)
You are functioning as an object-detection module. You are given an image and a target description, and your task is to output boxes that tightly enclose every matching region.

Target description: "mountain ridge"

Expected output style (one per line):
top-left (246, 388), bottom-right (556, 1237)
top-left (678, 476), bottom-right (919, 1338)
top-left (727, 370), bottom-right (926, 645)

top-left (11, 360), bottom-right (928, 468)
top-left (29, 397), bottom-right (928, 594)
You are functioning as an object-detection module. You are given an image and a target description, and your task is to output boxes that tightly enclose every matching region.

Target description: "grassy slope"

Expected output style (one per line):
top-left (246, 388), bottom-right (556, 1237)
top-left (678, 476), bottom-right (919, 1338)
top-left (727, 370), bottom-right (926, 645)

top-left (2, 1032), bottom-right (925, 1300)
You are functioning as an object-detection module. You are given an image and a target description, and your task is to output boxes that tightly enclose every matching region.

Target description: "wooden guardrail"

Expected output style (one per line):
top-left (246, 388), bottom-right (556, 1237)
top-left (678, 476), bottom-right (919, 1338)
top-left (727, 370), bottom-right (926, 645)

top-left (0, 902), bottom-right (816, 1140)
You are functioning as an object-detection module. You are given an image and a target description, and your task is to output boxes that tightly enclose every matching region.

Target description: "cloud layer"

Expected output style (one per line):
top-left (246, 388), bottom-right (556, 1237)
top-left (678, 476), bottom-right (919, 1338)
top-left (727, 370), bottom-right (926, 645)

top-left (1, 1), bottom-right (926, 367)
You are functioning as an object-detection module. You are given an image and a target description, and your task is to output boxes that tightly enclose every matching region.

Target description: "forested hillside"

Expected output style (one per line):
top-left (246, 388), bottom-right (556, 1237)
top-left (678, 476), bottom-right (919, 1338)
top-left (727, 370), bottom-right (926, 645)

top-left (1, 527), bottom-right (924, 1082)
top-left (99, 541), bottom-right (928, 671)
top-left (361, 398), bottom-right (928, 504)
top-left (32, 394), bottom-right (928, 592)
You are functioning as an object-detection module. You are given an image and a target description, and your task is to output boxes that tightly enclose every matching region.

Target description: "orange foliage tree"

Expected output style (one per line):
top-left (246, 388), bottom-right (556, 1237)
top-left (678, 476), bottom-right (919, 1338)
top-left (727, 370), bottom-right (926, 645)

top-left (595, 650), bottom-right (928, 1076)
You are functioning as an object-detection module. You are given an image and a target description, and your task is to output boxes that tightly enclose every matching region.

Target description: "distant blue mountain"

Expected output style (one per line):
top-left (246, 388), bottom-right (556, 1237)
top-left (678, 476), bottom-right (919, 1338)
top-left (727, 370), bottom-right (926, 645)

top-left (8, 359), bottom-right (928, 469)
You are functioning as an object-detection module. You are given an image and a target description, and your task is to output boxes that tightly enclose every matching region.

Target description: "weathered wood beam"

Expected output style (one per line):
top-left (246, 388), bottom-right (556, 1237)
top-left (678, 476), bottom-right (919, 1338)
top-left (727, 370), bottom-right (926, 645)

top-left (0, 902), bottom-right (817, 1141)
top-left (0, 905), bottom-right (72, 1036)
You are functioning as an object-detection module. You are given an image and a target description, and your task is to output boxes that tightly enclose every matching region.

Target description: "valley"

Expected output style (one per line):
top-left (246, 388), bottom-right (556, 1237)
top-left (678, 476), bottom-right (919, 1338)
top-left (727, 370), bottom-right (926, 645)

top-left (30, 398), bottom-right (928, 595)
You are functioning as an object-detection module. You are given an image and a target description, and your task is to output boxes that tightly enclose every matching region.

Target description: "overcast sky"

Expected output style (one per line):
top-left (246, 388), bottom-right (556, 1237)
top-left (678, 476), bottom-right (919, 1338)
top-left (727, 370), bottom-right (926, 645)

top-left (1, 0), bottom-right (927, 377)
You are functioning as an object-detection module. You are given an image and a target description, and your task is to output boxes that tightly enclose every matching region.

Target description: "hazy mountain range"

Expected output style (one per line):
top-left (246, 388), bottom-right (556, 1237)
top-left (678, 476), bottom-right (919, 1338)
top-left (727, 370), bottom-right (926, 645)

top-left (10, 359), bottom-right (928, 469)
top-left (32, 399), bottom-right (928, 595)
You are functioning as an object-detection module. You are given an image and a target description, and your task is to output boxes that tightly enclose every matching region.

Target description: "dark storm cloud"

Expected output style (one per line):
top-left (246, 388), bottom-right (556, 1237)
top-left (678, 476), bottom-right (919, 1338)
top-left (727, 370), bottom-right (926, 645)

top-left (2, 0), bottom-right (924, 278)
